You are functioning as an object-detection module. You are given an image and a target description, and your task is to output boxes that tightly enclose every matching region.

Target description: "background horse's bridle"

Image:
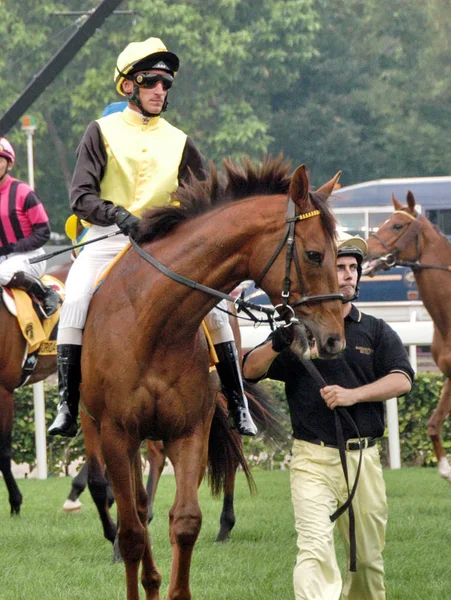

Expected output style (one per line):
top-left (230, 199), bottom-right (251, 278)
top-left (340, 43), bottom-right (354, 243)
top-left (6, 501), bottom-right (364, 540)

top-left (370, 210), bottom-right (451, 274)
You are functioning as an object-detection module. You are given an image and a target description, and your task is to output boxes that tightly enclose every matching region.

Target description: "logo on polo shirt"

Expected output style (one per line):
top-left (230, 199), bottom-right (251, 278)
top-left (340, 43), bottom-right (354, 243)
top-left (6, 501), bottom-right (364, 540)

top-left (355, 346), bottom-right (373, 355)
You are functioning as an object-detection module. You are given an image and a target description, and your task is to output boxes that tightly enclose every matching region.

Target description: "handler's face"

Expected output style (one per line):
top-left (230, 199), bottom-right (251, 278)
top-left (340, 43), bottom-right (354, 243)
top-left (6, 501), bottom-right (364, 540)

top-left (336, 255), bottom-right (358, 300)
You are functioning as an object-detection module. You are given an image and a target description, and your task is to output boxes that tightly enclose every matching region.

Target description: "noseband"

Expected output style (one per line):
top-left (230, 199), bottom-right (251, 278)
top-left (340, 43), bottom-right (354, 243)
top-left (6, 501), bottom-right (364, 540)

top-left (254, 195), bottom-right (343, 315)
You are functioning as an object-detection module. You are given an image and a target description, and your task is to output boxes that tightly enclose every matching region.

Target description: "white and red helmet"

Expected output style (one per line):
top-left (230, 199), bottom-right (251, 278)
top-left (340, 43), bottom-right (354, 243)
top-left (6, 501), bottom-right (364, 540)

top-left (0, 138), bottom-right (15, 167)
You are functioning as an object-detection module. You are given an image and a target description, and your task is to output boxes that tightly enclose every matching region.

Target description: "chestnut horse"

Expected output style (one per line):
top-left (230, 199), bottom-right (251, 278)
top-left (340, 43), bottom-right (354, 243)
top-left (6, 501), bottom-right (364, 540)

top-left (80, 157), bottom-right (345, 600)
top-left (366, 191), bottom-right (451, 483)
top-left (0, 262), bottom-right (69, 514)
top-left (63, 382), bottom-right (287, 546)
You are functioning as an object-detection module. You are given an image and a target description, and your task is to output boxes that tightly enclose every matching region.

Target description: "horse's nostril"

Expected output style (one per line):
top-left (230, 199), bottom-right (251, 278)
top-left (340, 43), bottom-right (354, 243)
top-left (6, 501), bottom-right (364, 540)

top-left (326, 335), bottom-right (343, 355)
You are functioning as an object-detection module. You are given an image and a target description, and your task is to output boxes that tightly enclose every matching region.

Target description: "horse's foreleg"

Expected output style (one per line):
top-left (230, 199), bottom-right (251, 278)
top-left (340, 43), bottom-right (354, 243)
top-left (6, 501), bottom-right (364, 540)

top-left (63, 460), bottom-right (88, 512)
top-left (134, 451), bottom-right (162, 600)
top-left (165, 431), bottom-right (207, 600)
top-left (102, 422), bottom-right (161, 600)
top-left (81, 412), bottom-right (117, 544)
top-left (428, 377), bottom-right (451, 483)
top-left (0, 388), bottom-right (22, 515)
top-left (215, 462), bottom-right (238, 543)
top-left (146, 440), bottom-right (166, 524)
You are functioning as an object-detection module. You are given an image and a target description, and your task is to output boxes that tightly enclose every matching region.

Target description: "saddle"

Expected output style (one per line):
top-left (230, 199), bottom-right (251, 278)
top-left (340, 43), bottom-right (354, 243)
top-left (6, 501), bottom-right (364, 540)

top-left (1, 275), bottom-right (64, 386)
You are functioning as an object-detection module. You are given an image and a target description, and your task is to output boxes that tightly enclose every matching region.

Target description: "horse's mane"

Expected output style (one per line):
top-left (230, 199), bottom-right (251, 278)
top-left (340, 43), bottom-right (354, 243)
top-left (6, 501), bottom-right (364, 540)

top-left (136, 155), bottom-right (336, 244)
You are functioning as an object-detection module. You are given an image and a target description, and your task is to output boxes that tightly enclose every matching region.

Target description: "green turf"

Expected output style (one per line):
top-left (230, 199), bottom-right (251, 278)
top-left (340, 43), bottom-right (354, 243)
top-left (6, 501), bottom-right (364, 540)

top-left (0, 468), bottom-right (449, 599)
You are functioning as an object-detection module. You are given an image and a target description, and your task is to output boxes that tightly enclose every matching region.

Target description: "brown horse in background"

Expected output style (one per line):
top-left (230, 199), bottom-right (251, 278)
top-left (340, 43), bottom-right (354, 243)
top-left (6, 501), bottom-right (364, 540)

top-left (0, 262), bottom-right (69, 514)
top-left (80, 157), bottom-right (345, 600)
top-left (366, 191), bottom-right (451, 483)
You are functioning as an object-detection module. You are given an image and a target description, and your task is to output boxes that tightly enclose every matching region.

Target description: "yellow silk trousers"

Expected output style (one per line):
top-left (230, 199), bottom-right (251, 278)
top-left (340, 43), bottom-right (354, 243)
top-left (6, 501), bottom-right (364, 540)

top-left (290, 439), bottom-right (387, 600)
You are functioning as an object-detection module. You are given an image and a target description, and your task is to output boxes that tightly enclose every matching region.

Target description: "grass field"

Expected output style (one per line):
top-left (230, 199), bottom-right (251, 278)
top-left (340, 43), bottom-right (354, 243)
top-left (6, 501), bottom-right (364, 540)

top-left (0, 468), bottom-right (450, 599)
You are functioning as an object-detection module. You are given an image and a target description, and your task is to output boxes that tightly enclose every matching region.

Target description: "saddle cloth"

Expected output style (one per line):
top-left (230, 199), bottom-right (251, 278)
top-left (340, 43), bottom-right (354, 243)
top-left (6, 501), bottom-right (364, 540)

top-left (3, 274), bottom-right (64, 355)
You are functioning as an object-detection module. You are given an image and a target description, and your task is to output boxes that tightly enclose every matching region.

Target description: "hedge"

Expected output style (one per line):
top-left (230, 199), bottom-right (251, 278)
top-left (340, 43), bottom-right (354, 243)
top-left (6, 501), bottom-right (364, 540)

top-left (10, 372), bottom-right (451, 475)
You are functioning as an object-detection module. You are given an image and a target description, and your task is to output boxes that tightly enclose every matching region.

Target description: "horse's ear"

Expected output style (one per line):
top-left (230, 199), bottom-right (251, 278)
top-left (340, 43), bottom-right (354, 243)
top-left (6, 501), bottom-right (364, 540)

top-left (406, 190), bottom-right (416, 211)
top-left (289, 165), bottom-right (309, 206)
top-left (316, 171), bottom-right (341, 200)
top-left (392, 194), bottom-right (402, 210)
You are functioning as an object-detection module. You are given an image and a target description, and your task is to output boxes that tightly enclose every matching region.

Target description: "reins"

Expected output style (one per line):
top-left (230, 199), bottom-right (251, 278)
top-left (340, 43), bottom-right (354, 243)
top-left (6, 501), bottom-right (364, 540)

top-left (129, 235), bottom-right (276, 323)
top-left (130, 195), bottom-right (343, 327)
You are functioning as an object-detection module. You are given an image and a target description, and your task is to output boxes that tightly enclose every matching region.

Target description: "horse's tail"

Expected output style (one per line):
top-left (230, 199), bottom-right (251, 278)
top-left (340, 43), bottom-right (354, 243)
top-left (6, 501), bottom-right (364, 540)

top-left (207, 394), bottom-right (256, 498)
top-left (244, 380), bottom-right (289, 447)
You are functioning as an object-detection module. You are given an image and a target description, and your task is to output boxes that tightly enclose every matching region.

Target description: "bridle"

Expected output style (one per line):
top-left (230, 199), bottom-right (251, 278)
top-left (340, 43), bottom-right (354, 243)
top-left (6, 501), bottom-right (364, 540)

top-left (369, 210), bottom-right (451, 274)
top-left (254, 194), bottom-right (342, 319)
top-left (129, 194), bottom-right (343, 326)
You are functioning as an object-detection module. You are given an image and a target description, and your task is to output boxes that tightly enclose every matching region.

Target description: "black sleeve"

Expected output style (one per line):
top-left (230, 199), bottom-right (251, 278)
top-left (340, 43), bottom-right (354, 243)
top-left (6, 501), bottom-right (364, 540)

top-left (70, 121), bottom-right (117, 226)
top-left (373, 319), bottom-right (415, 387)
top-left (12, 222), bottom-right (51, 253)
top-left (178, 137), bottom-right (208, 185)
top-left (242, 332), bottom-right (293, 383)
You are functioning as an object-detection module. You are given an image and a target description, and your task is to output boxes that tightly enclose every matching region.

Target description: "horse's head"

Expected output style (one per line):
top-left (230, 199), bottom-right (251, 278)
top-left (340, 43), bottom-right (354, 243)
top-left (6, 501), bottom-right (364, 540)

top-left (365, 191), bottom-right (423, 276)
top-left (249, 164), bottom-right (345, 359)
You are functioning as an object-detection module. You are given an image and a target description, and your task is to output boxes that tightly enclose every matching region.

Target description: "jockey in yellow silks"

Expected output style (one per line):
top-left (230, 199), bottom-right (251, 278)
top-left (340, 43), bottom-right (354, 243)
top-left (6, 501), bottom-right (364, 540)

top-left (48, 37), bottom-right (257, 439)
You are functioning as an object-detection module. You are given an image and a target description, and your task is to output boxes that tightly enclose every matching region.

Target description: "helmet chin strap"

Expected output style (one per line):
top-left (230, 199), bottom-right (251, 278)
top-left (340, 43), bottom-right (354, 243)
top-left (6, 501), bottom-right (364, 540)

top-left (127, 84), bottom-right (168, 117)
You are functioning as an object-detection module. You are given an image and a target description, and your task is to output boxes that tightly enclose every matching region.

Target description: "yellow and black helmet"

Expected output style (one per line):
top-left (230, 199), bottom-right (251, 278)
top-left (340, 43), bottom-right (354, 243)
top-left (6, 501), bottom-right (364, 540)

top-left (114, 37), bottom-right (180, 96)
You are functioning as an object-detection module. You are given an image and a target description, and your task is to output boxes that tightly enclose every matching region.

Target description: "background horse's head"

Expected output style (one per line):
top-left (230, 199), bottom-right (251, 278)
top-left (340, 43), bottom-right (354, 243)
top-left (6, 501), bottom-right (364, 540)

top-left (365, 191), bottom-right (423, 275)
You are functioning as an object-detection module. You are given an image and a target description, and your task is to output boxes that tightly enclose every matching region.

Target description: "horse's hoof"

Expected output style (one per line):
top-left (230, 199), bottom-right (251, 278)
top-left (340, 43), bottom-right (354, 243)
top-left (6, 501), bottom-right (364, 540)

top-left (63, 499), bottom-right (82, 512)
top-left (438, 457), bottom-right (451, 483)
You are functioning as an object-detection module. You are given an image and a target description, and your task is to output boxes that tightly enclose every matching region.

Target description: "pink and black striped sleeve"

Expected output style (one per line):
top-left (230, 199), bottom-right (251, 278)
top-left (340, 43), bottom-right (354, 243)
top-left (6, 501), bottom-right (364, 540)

top-left (12, 187), bottom-right (51, 253)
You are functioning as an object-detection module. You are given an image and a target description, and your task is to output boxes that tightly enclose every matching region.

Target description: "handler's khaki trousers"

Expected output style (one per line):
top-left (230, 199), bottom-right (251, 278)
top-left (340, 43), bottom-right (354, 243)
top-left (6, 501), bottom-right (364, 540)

top-left (290, 439), bottom-right (387, 600)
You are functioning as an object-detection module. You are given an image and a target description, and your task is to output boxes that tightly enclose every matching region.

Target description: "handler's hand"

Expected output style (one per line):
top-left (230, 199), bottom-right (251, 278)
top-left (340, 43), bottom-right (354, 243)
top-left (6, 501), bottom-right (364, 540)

top-left (320, 385), bottom-right (358, 409)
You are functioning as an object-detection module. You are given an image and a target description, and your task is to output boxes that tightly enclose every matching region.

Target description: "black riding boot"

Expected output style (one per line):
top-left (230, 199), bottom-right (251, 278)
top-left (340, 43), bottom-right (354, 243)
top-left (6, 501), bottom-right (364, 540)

top-left (214, 341), bottom-right (258, 437)
top-left (7, 271), bottom-right (60, 317)
top-left (47, 344), bottom-right (82, 438)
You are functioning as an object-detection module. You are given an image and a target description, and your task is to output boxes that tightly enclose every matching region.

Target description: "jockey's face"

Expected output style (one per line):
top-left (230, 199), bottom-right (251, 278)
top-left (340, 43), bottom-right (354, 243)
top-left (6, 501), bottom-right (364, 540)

top-left (0, 157), bottom-right (11, 185)
top-left (122, 69), bottom-right (171, 115)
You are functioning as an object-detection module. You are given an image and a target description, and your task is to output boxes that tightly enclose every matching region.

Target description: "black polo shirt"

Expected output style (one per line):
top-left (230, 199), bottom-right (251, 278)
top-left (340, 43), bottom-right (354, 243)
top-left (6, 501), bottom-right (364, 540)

top-left (244, 305), bottom-right (415, 445)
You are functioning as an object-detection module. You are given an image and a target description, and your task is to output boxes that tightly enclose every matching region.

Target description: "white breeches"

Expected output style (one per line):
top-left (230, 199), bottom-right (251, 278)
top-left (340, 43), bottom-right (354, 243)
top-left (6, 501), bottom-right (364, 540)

top-left (57, 224), bottom-right (233, 346)
top-left (0, 248), bottom-right (47, 285)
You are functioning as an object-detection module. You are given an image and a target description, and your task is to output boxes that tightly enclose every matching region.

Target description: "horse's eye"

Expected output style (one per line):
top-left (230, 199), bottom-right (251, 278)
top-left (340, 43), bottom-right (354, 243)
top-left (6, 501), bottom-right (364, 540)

top-left (393, 224), bottom-right (404, 231)
top-left (306, 251), bottom-right (323, 265)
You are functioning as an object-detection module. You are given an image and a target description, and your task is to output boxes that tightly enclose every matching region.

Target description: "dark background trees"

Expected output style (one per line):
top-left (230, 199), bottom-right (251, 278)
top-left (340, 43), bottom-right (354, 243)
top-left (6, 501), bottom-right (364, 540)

top-left (1, 0), bottom-right (449, 233)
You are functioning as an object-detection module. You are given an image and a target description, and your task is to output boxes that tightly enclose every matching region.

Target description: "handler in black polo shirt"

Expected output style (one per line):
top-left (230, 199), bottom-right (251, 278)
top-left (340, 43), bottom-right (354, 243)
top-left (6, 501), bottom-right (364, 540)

top-left (243, 235), bottom-right (414, 600)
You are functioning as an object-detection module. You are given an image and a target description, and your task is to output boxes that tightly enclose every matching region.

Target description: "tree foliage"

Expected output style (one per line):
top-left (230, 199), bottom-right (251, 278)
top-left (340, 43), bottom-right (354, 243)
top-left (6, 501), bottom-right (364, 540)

top-left (0, 0), bottom-right (450, 232)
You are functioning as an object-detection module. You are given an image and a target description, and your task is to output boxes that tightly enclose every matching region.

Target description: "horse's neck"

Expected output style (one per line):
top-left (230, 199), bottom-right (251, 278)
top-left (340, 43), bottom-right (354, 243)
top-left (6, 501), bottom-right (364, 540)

top-left (138, 197), bottom-right (283, 336)
top-left (415, 223), bottom-right (451, 335)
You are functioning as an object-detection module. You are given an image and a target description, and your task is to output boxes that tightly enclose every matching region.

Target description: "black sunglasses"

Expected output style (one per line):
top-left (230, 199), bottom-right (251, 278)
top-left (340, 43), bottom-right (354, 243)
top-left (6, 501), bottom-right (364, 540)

top-left (133, 73), bottom-right (174, 91)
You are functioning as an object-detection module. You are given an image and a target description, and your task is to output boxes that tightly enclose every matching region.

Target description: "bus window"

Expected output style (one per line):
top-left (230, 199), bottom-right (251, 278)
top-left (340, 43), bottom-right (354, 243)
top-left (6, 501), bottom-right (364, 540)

top-left (334, 213), bottom-right (365, 237)
top-left (426, 209), bottom-right (451, 237)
